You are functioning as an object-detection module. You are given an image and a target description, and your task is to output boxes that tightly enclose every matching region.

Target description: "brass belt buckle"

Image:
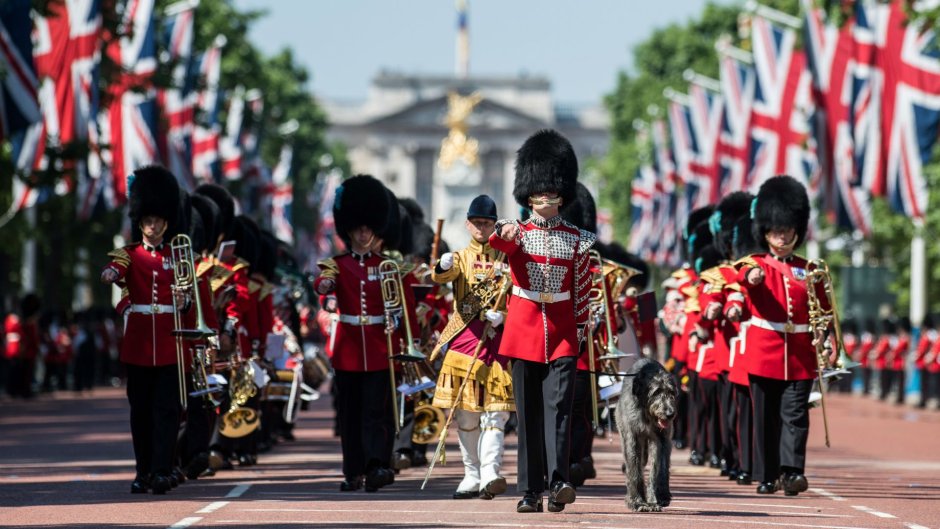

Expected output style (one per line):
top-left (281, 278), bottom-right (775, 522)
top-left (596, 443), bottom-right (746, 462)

top-left (359, 314), bottom-right (369, 325)
top-left (152, 303), bottom-right (161, 314)
top-left (539, 292), bottom-right (554, 303)
top-left (784, 321), bottom-right (795, 333)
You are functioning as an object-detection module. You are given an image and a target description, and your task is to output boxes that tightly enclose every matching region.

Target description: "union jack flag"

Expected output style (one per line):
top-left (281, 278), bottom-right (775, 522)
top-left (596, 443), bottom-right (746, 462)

top-left (105, 0), bottom-right (159, 204)
top-left (220, 88), bottom-right (263, 181)
top-left (858, 0), bottom-right (940, 220)
top-left (0, 0), bottom-right (40, 142)
top-left (270, 143), bottom-right (294, 244)
top-left (650, 118), bottom-right (680, 266)
top-left (802, 0), bottom-right (874, 235)
top-left (748, 13), bottom-right (819, 194)
top-left (628, 125), bottom-right (656, 260)
top-left (668, 96), bottom-right (712, 210)
top-left (717, 47), bottom-right (755, 197)
top-left (191, 36), bottom-right (224, 183)
top-left (687, 81), bottom-right (724, 204)
top-left (158, 0), bottom-right (198, 191)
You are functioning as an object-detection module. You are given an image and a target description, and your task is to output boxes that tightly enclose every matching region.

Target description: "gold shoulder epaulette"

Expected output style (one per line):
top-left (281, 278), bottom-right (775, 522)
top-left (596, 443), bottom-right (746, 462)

top-left (232, 258), bottom-right (250, 273)
top-left (317, 258), bottom-right (339, 280)
top-left (196, 260), bottom-right (214, 277)
top-left (260, 282), bottom-right (275, 300)
top-left (699, 268), bottom-right (726, 287)
top-left (107, 248), bottom-right (131, 268)
top-left (211, 265), bottom-right (234, 292)
top-left (248, 279), bottom-right (262, 295)
top-left (734, 255), bottom-right (760, 269)
top-left (671, 268), bottom-right (690, 280)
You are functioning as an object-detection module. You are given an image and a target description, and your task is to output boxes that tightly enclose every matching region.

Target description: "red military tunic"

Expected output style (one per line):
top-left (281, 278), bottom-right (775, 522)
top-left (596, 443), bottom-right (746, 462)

top-left (4, 314), bottom-right (39, 361)
top-left (888, 334), bottom-right (909, 371)
top-left (577, 260), bottom-right (617, 371)
top-left (489, 215), bottom-right (595, 363)
top-left (915, 329), bottom-right (937, 370)
top-left (314, 251), bottom-right (419, 372)
top-left (856, 332), bottom-right (875, 367)
top-left (699, 264), bottom-right (743, 375)
top-left (873, 334), bottom-right (893, 371)
top-left (104, 243), bottom-right (179, 367)
top-left (670, 267), bottom-right (698, 365)
top-left (736, 253), bottom-right (826, 381)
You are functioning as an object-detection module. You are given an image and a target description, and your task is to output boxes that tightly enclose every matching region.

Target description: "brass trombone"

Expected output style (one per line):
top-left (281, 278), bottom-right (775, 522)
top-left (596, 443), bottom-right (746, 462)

top-left (379, 259), bottom-right (426, 433)
top-left (588, 251), bottom-right (633, 362)
top-left (170, 234), bottom-right (216, 409)
top-left (805, 258), bottom-right (854, 448)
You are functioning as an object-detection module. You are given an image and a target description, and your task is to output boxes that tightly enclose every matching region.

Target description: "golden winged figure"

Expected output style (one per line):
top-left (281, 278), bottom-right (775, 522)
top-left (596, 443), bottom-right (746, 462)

top-left (438, 91), bottom-right (483, 169)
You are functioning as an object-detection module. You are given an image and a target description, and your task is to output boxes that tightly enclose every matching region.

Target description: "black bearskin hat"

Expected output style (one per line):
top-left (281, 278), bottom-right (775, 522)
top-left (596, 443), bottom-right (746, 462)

top-left (398, 197), bottom-right (425, 225)
top-left (128, 165), bottom-right (180, 237)
top-left (411, 222), bottom-right (435, 262)
top-left (864, 318), bottom-right (877, 334)
top-left (512, 129), bottom-right (578, 209)
top-left (731, 215), bottom-right (763, 260)
top-left (190, 194), bottom-right (221, 253)
top-left (898, 316), bottom-right (911, 333)
top-left (880, 318), bottom-right (896, 335)
top-left (560, 182), bottom-right (597, 233)
top-left (258, 231), bottom-right (279, 281)
top-left (232, 215), bottom-right (261, 270)
top-left (695, 244), bottom-right (724, 274)
top-left (333, 175), bottom-right (390, 245)
top-left (379, 189), bottom-right (414, 256)
top-left (684, 205), bottom-right (715, 241)
top-left (710, 191), bottom-right (753, 259)
top-left (19, 293), bottom-right (41, 319)
top-left (841, 317), bottom-right (858, 336)
top-left (195, 183), bottom-right (235, 240)
top-left (752, 175), bottom-right (810, 249)
top-left (688, 222), bottom-right (714, 266)
top-left (188, 204), bottom-right (208, 255)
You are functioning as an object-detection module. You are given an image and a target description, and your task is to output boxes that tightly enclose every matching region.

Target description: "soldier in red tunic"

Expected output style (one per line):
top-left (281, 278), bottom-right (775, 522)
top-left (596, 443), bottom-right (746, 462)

top-left (101, 165), bottom-right (186, 495)
top-left (4, 294), bottom-right (41, 399)
top-left (734, 175), bottom-right (821, 497)
top-left (490, 129), bottom-right (594, 513)
top-left (313, 175), bottom-right (402, 493)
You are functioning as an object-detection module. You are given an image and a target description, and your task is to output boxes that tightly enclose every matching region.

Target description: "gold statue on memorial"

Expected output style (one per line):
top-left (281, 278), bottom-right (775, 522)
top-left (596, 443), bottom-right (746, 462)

top-left (438, 91), bottom-right (482, 169)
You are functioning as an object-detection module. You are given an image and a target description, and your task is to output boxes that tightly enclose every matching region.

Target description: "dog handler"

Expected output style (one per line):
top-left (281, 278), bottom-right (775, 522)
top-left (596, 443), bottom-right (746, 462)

top-left (490, 129), bottom-right (595, 513)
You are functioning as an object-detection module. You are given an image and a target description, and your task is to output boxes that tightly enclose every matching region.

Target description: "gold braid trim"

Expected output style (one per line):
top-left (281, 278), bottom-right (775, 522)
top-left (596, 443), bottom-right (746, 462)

top-left (196, 260), bottom-right (213, 278)
top-left (699, 267), bottom-right (727, 287)
top-left (316, 258), bottom-right (339, 280)
top-left (734, 255), bottom-right (761, 269)
top-left (431, 353), bottom-right (514, 412)
top-left (107, 248), bottom-right (131, 269)
top-left (259, 282), bottom-right (274, 300)
top-left (210, 265), bottom-right (234, 292)
top-left (232, 258), bottom-right (249, 273)
top-left (248, 279), bottom-right (262, 295)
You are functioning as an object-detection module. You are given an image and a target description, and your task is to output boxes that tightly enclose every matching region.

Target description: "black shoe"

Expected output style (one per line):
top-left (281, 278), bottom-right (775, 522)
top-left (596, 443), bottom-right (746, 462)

top-left (569, 462), bottom-right (585, 488)
top-left (130, 475), bottom-right (150, 494)
top-left (781, 473), bottom-right (808, 496)
top-left (547, 500), bottom-right (566, 512)
top-left (708, 455), bottom-right (721, 469)
top-left (185, 453), bottom-right (210, 480)
top-left (151, 475), bottom-right (171, 495)
top-left (727, 469), bottom-right (739, 480)
top-left (168, 473), bottom-right (179, 489)
top-left (281, 431), bottom-right (296, 441)
top-left (549, 481), bottom-right (576, 505)
top-left (392, 452), bottom-right (412, 471)
top-left (171, 468), bottom-right (186, 486)
top-left (340, 477), bottom-right (362, 492)
top-left (483, 476), bottom-right (507, 497)
top-left (736, 472), bottom-right (753, 485)
top-left (453, 490), bottom-right (480, 499)
top-left (673, 439), bottom-right (687, 450)
top-left (621, 462), bottom-right (626, 474)
top-left (411, 452), bottom-right (428, 466)
top-left (688, 451), bottom-right (705, 466)
top-left (516, 492), bottom-right (543, 513)
top-left (756, 481), bottom-right (777, 494)
top-left (365, 468), bottom-right (391, 492)
top-left (581, 456), bottom-right (597, 480)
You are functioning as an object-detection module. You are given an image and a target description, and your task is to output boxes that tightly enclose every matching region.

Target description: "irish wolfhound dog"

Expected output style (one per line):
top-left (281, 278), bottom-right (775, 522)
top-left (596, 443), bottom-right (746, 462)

top-left (615, 358), bottom-right (678, 512)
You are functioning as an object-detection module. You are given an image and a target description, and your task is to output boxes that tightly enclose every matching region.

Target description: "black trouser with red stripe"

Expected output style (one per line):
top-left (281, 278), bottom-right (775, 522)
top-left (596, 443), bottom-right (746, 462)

top-left (749, 375), bottom-right (812, 483)
top-left (734, 383), bottom-right (753, 475)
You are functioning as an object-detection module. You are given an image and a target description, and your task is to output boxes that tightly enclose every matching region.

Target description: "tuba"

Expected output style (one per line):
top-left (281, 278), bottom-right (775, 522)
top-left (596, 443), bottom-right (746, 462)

top-left (189, 344), bottom-right (223, 407)
top-left (412, 403), bottom-right (445, 444)
top-left (170, 234), bottom-right (216, 409)
top-left (589, 250), bottom-right (633, 362)
top-left (219, 357), bottom-right (260, 438)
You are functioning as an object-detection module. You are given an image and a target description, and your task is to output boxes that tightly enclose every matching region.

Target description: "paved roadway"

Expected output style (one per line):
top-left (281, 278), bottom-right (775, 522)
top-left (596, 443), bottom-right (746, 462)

top-left (0, 387), bottom-right (938, 529)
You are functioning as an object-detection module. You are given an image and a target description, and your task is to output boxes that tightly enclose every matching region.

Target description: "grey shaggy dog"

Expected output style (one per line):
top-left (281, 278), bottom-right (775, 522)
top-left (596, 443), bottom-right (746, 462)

top-left (615, 358), bottom-right (679, 512)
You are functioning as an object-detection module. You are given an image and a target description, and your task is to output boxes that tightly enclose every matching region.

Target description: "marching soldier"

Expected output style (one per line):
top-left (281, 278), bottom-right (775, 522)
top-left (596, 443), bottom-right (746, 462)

top-left (313, 175), bottom-right (410, 493)
top-left (735, 175), bottom-right (822, 497)
top-left (101, 165), bottom-right (186, 495)
top-left (490, 129), bottom-right (594, 513)
top-left (430, 194), bottom-right (513, 500)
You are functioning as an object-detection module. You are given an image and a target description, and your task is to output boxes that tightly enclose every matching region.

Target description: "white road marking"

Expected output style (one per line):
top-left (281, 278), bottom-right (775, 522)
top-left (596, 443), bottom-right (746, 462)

top-left (667, 506), bottom-right (850, 518)
top-left (196, 501), bottom-right (229, 514)
top-left (810, 488), bottom-right (846, 501)
top-left (225, 484), bottom-right (251, 498)
top-left (852, 505), bottom-right (897, 519)
top-left (168, 517), bottom-right (202, 528)
top-left (904, 524), bottom-right (931, 529)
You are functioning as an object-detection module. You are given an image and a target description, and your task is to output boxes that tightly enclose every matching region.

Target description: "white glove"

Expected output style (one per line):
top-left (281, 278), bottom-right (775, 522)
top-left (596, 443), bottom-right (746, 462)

top-left (484, 310), bottom-right (504, 327)
top-left (439, 252), bottom-right (455, 271)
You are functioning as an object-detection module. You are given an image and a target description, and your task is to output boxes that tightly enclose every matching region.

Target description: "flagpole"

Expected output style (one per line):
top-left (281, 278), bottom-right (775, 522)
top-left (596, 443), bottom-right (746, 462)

top-left (683, 69), bottom-right (720, 92)
top-left (744, 0), bottom-right (802, 29)
top-left (21, 207), bottom-right (37, 294)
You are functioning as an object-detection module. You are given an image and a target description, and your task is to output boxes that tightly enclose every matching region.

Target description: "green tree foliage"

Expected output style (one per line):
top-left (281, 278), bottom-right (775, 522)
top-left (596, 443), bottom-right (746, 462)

top-left (1, 0), bottom-right (340, 313)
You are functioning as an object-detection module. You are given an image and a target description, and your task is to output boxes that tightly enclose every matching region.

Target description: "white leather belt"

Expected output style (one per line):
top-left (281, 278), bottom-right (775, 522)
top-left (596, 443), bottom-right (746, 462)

top-left (512, 286), bottom-right (570, 304)
top-left (129, 304), bottom-right (175, 314)
top-left (338, 314), bottom-right (384, 326)
top-left (749, 317), bottom-right (809, 334)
